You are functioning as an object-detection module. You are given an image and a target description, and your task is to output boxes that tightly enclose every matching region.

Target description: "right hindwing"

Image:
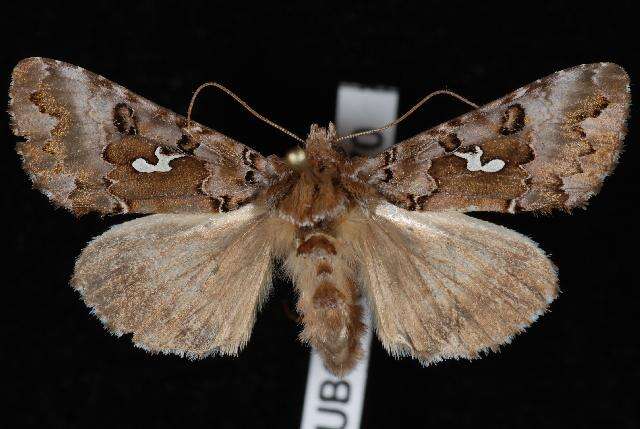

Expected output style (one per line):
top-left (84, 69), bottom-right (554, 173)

top-left (340, 203), bottom-right (558, 363)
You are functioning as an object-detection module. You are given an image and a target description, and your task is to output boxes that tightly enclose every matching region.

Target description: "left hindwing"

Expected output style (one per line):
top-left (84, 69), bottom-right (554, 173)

top-left (72, 204), bottom-right (276, 357)
top-left (10, 57), bottom-right (291, 216)
top-left (353, 63), bottom-right (630, 213)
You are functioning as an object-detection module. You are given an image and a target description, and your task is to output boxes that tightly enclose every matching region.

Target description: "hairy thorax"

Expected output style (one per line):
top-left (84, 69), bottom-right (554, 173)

top-left (274, 124), bottom-right (366, 229)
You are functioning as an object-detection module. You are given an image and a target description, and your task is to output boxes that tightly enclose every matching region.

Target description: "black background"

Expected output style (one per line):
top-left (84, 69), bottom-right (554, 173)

top-left (2, 1), bottom-right (638, 428)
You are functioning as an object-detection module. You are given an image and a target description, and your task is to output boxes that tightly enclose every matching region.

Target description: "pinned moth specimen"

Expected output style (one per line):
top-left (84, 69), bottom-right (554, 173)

top-left (10, 58), bottom-right (630, 376)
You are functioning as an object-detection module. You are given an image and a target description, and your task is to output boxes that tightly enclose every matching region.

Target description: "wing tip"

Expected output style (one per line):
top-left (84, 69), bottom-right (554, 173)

top-left (10, 57), bottom-right (50, 90)
top-left (9, 57), bottom-right (49, 134)
top-left (561, 62), bottom-right (631, 210)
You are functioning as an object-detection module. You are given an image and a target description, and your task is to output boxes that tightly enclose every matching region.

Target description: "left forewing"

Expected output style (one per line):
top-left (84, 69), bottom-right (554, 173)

top-left (10, 57), bottom-right (290, 215)
top-left (340, 203), bottom-right (558, 364)
top-left (353, 63), bottom-right (630, 213)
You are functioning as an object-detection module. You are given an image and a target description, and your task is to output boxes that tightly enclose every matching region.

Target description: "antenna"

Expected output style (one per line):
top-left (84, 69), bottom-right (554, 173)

top-left (186, 82), bottom-right (305, 144)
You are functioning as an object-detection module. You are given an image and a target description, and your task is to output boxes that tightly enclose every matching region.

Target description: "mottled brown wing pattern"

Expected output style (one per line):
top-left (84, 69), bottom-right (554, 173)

top-left (352, 63), bottom-right (630, 213)
top-left (9, 57), bottom-right (291, 215)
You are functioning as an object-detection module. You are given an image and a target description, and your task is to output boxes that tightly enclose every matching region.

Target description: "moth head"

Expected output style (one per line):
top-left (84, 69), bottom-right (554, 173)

top-left (306, 121), bottom-right (342, 155)
top-left (285, 123), bottom-right (343, 172)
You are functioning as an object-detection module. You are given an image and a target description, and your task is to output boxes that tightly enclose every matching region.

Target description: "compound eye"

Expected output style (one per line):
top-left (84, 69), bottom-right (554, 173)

top-left (285, 147), bottom-right (307, 170)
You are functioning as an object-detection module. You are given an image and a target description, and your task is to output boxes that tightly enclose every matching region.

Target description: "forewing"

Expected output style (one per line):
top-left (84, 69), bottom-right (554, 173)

top-left (10, 57), bottom-right (290, 215)
top-left (72, 205), bottom-right (274, 357)
top-left (354, 63), bottom-right (630, 213)
top-left (341, 203), bottom-right (558, 363)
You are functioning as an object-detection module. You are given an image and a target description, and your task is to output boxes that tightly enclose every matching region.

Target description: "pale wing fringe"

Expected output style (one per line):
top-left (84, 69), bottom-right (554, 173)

top-left (72, 204), bottom-right (274, 358)
top-left (340, 203), bottom-right (558, 363)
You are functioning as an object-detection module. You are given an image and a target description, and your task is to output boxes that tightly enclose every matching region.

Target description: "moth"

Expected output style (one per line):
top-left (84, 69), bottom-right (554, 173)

top-left (10, 57), bottom-right (630, 376)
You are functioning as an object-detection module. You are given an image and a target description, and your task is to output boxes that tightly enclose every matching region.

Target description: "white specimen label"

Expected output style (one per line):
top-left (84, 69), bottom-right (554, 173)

top-left (335, 83), bottom-right (399, 155)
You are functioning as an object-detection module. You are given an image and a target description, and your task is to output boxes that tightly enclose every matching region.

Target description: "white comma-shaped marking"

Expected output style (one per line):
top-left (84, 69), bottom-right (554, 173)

top-left (453, 145), bottom-right (505, 173)
top-left (132, 147), bottom-right (185, 173)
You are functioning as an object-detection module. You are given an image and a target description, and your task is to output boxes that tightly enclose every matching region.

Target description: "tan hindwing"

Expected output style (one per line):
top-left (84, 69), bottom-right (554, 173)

top-left (339, 203), bottom-right (558, 364)
top-left (72, 204), bottom-right (284, 357)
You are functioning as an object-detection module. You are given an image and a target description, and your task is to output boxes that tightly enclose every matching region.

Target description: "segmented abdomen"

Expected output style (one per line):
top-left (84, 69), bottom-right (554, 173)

top-left (285, 231), bottom-right (365, 376)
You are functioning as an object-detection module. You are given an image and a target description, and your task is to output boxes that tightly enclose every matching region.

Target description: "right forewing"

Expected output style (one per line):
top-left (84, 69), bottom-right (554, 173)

top-left (350, 63), bottom-right (629, 213)
top-left (340, 203), bottom-right (558, 364)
